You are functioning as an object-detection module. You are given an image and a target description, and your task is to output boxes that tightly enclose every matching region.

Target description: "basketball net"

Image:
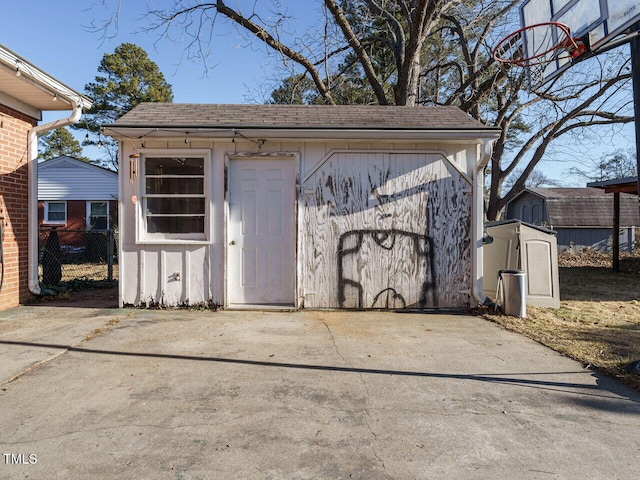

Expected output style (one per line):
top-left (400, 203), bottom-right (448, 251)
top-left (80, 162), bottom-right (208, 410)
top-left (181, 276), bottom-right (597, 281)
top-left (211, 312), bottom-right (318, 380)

top-left (493, 22), bottom-right (587, 89)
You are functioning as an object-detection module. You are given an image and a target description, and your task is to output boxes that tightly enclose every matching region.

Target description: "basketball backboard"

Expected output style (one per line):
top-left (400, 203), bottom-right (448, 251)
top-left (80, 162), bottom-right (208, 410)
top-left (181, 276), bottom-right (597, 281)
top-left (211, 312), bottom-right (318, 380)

top-left (520, 0), bottom-right (640, 88)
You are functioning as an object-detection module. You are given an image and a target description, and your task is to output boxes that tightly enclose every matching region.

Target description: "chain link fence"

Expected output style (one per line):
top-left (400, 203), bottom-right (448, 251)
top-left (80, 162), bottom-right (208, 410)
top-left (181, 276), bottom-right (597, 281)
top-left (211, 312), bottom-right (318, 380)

top-left (38, 228), bottom-right (119, 288)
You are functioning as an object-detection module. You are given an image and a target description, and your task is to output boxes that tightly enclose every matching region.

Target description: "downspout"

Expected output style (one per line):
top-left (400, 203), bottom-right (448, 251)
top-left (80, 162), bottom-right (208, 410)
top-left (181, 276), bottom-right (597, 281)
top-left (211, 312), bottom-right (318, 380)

top-left (27, 99), bottom-right (84, 295)
top-left (471, 139), bottom-right (495, 306)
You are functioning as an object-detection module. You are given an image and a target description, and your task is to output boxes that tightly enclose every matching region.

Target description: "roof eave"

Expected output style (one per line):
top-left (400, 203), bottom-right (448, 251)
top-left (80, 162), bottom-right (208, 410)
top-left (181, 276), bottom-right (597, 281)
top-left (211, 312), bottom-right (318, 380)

top-left (38, 156), bottom-right (117, 176)
top-left (0, 43), bottom-right (92, 112)
top-left (504, 187), bottom-right (546, 207)
top-left (103, 124), bottom-right (502, 141)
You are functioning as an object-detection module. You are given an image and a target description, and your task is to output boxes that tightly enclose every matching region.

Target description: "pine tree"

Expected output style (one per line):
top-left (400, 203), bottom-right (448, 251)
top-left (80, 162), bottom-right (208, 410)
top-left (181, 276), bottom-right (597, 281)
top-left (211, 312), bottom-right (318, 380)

top-left (39, 128), bottom-right (89, 162)
top-left (74, 43), bottom-right (173, 169)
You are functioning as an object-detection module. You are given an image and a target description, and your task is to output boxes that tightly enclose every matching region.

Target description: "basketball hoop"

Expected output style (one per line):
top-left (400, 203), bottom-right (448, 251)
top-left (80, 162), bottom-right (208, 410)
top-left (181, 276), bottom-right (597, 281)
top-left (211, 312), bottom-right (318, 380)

top-left (493, 22), bottom-right (587, 86)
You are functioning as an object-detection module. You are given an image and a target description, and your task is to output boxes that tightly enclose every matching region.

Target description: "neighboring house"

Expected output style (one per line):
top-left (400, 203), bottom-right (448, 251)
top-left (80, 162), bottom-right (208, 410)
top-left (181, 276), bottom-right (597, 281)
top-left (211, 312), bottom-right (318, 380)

top-left (0, 44), bottom-right (91, 310)
top-left (105, 103), bottom-right (500, 309)
top-left (504, 187), bottom-right (639, 252)
top-left (38, 156), bottom-right (118, 242)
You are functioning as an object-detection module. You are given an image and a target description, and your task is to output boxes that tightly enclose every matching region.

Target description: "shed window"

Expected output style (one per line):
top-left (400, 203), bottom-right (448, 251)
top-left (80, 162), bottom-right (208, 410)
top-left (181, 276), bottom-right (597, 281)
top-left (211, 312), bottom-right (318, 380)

top-left (531, 204), bottom-right (541, 225)
top-left (141, 154), bottom-right (208, 241)
top-left (44, 201), bottom-right (66, 224)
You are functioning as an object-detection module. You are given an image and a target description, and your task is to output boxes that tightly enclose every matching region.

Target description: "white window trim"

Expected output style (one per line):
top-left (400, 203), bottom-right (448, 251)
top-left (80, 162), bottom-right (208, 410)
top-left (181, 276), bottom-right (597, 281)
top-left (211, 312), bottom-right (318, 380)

top-left (86, 201), bottom-right (110, 230)
top-left (44, 201), bottom-right (67, 225)
top-left (136, 149), bottom-right (211, 244)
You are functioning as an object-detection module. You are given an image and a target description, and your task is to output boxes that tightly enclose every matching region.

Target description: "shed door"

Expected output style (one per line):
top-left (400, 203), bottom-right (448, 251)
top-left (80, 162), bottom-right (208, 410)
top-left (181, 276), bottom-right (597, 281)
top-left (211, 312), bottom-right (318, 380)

top-left (227, 158), bottom-right (296, 306)
top-left (299, 152), bottom-right (472, 308)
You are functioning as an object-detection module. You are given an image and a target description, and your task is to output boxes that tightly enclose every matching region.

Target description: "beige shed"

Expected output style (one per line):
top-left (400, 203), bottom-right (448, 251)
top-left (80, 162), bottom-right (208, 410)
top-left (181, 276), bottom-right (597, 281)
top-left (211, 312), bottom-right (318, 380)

top-left (483, 220), bottom-right (560, 308)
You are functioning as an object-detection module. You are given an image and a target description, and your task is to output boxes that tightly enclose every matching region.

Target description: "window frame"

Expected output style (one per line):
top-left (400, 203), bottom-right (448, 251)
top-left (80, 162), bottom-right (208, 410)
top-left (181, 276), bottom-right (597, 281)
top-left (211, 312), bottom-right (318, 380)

top-left (44, 201), bottom-right (67, 225)
top-left (86, 201), bottom-right (110, 231)
top-left (136, 149), bottom-right (211, 244)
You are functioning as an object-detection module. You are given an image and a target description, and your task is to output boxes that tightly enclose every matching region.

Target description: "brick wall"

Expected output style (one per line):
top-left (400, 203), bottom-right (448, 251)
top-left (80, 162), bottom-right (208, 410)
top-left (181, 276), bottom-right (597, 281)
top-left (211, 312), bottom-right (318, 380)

top-left (38, 200), bottom-right (118, 247)
top-left (38, 199), bottom-right (119, 236)
top-left (0, 104), bottom-right (38, 310)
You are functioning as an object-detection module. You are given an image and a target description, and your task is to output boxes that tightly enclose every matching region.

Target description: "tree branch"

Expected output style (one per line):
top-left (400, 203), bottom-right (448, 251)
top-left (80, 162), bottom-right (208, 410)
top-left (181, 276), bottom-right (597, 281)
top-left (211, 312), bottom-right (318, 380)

top-left (213, 0), bottom-right (336, 104)
top-left (324, 0), bottom-right (389, 104)
top-left (364, 0), bottom-right (405, 72)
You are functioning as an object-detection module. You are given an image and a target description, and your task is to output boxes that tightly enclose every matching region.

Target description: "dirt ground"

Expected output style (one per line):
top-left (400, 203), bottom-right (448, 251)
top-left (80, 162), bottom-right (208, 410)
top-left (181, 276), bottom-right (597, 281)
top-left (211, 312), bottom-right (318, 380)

top-left (30, 286), bottom-right (119, 308)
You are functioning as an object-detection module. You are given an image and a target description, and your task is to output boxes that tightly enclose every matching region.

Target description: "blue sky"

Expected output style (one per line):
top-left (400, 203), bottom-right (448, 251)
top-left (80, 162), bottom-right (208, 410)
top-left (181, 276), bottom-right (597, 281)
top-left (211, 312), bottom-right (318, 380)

top-left (2, 1), bottom-right (636, 183)
top-left (3, 1), bottom-right (303, 107)
top-left (2, 0), bottom-right (321, 163)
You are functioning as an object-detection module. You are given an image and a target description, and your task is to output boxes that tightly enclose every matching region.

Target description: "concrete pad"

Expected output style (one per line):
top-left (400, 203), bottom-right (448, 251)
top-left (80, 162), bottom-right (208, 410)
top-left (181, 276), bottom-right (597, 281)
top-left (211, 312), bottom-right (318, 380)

top-left (0, 308), bottom-right (639, 479)
top-left (0, 305), bottom-right (132, 383)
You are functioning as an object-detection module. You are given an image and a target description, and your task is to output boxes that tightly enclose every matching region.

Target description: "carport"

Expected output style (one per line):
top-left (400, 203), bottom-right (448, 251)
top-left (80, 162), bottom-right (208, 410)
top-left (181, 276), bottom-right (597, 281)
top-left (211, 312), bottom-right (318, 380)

top-left (588, 176), bottom-right (639, 271)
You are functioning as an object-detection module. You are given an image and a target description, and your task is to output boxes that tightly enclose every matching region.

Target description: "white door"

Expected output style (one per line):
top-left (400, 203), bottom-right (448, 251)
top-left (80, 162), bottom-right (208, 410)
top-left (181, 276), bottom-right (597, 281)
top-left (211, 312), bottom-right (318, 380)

top-left (227, 158), bottom-right (296, 305)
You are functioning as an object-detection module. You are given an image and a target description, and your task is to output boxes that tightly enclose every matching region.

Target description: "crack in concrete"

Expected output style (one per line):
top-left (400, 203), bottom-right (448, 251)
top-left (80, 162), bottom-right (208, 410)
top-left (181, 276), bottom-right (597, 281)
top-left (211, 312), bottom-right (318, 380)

top-left (318, 318), bottom-right (349, 365)
top-left (0, 311), bottom-right (135, 387)
top-left (318, 317), bottom-right (393, 479)
top-left (0, 422), bottom-right (227, 445)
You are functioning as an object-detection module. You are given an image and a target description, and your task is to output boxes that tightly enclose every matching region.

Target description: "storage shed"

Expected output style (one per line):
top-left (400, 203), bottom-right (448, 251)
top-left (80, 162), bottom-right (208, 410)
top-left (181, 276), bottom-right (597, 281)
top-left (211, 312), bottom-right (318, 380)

top-left (483, 220), bottom-right (560, 308)
top-left (105, 104), bottom-right (499, 309)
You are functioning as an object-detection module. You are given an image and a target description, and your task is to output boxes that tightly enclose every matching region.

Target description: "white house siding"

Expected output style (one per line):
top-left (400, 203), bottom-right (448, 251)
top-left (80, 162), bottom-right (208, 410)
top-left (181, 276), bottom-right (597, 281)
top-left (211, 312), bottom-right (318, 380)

top-left (38, 157), bottom-right (118, 201)
top-left (119, 139), bottom-right (475, 308)
top-left (121, 245), bottom-right (211, 306)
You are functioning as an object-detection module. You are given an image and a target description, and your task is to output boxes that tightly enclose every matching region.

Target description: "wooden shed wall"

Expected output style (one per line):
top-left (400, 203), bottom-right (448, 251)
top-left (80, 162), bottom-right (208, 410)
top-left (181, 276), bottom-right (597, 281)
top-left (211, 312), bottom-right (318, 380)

top-left (118, 138), bottom-right (475, 308)
top-left (505, 193), bottom-right (547, 225)
top-left (299, 151), bottom-right (472, 308)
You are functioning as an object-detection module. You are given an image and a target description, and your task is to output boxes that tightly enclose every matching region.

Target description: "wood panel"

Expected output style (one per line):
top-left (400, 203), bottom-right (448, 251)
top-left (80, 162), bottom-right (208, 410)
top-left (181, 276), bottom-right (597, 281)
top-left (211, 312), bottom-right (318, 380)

top-left (300, 152), bottom-right (472, 309)
top-left (124, 245), bottom-right (211, 307)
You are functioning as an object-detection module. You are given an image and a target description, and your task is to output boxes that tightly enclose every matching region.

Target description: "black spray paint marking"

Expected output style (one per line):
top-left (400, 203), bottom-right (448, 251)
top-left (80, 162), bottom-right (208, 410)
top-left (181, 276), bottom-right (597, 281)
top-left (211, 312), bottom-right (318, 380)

top-left (337, 229), bottom-right (437, 309)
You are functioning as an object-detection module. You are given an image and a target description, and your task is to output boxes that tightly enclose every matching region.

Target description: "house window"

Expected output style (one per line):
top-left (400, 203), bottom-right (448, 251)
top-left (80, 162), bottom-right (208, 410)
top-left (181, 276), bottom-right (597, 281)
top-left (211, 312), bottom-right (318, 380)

top-left (87, 201), bottom-right (109, 230)
top-left (44, 201), bottom-right (66, 224)
top-left (141, 153), bottom-right (208, 241)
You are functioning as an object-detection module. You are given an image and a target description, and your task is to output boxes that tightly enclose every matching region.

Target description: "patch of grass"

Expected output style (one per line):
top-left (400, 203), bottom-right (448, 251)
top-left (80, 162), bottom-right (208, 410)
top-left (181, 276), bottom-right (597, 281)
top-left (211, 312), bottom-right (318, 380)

top-left (482, 252), bottom-right (640, 392)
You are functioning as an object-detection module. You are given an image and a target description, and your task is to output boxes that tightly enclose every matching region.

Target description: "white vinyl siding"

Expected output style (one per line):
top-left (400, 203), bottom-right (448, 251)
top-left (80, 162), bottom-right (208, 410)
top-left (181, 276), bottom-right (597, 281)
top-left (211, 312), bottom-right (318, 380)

top-left (44, 201), bottom-right (66, 224)
top-left (38, 156), bottom-right (117, 201)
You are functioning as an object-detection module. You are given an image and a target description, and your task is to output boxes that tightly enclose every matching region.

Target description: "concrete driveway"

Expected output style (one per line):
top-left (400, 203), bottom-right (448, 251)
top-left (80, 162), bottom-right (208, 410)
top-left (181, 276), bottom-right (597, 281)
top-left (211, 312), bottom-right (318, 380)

top-left (0, 304), bottom-right (639, 480)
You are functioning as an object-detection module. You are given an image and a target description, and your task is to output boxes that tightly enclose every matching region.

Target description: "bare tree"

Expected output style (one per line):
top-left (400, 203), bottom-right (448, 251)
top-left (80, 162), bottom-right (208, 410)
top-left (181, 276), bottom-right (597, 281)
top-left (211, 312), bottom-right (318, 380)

top-left (565, 148), bottom-right (638, 183)
top-left (92, 0), bottom-right (634, 219)
top-left (501, 168), bottom-right (560, 193)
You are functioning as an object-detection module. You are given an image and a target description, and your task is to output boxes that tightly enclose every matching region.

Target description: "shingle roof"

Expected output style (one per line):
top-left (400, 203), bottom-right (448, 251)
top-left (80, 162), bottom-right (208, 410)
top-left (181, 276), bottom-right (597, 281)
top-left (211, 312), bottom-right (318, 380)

top-left (110, 103), bottom-right (496, 131)
top-left (526, 188), bottom-right (639, 227)
top-left (528, 187), bottom-right (608, 199)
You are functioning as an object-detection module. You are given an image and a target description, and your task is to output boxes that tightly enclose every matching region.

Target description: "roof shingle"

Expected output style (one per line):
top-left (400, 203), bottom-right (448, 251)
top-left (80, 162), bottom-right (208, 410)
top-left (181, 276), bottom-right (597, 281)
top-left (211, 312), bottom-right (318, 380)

top-left (110, 103), bottom-right (496, 131)
top-left (526, 188), bottom-right (639, 227)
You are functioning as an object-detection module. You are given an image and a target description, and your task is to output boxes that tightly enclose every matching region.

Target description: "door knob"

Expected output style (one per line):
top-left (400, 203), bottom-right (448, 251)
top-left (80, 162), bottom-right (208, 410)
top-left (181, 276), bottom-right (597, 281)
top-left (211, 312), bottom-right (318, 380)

top-left (229, 240), bottom-right (236, 245)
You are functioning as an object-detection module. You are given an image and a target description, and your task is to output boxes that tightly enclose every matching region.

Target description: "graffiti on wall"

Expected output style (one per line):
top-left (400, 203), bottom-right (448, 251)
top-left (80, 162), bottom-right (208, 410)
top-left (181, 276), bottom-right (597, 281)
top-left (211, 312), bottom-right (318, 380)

top-left (337, 229), bottom-right (437, 309)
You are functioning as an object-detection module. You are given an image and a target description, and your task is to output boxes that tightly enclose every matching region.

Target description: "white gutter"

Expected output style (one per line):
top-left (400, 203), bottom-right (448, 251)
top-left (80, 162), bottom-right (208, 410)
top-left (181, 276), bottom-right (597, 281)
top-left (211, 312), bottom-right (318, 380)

top-left (0, 43), bottom-right (92, 295)
top-left (27, 100), bottom-right (84, 295)
top-left (471, 139), bottom-right (495, 306)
